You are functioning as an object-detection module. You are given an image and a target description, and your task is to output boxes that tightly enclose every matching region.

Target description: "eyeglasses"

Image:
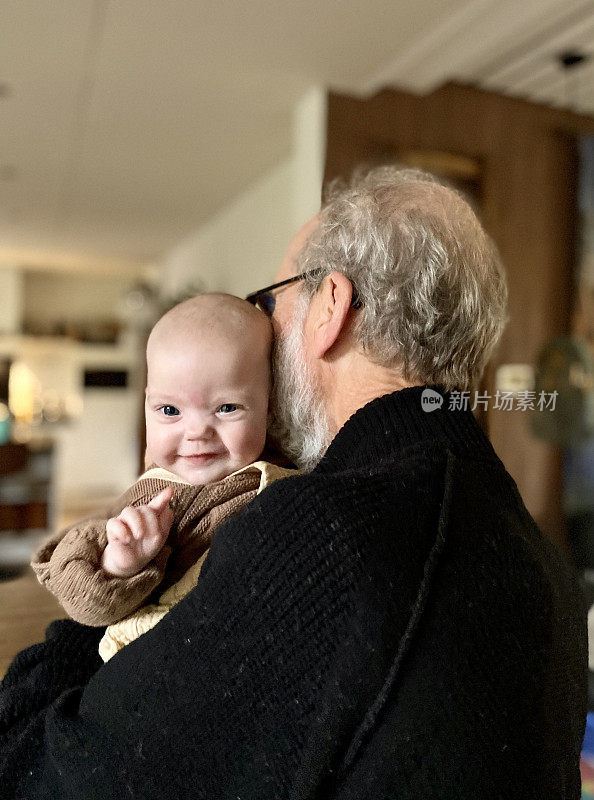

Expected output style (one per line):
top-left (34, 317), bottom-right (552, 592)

top-left (245, 270), bottom-right (321, 316)
top-left (246, 269), bottom-right (362, 317)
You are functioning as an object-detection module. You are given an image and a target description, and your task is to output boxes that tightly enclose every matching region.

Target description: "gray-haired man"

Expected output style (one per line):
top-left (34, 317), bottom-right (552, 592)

top-left (0, 167), bottom-right (586, 799)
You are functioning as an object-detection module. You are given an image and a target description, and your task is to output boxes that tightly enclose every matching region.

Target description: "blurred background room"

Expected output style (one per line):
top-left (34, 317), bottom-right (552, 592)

top-left (2, 0), bottom-right (594, 784)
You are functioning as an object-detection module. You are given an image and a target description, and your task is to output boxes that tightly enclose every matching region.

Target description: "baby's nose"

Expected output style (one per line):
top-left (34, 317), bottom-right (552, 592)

top-left (186, 421), bottom-right (215, 440)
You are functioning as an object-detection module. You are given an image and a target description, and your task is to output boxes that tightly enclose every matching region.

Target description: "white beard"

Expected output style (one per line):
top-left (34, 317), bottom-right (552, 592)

top-left (270, 294), bottom-right (331, 471)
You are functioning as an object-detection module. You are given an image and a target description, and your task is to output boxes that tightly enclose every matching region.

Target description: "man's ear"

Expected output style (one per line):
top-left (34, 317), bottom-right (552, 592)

top-left (310, 271), bottom-right (355, 359)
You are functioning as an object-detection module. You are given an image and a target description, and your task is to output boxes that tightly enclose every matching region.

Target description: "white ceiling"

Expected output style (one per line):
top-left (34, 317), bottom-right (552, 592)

top-left (2, 0), bottom-right (593, 274)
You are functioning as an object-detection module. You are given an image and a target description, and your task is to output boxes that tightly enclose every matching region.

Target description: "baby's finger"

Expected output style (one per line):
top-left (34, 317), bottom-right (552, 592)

top-left (106, 517), bottom-right (132, 544)
top-left (117, 506), bottom-right (146, 540)
top-left (135, 505), bottom-right (162, 543)
top-left (147, 486), bottom-right (174, 515)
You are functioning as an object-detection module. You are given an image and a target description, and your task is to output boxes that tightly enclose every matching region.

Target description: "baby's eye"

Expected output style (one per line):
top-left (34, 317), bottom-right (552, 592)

top-left (218, 403), bottom-right (238, 414)
top-left (159, 405), bottom-right (180, 417)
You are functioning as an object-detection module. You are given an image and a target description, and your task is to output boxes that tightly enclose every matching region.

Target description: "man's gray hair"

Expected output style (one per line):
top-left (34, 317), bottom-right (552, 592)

top-left (297, 166), bottom-right (508, 391)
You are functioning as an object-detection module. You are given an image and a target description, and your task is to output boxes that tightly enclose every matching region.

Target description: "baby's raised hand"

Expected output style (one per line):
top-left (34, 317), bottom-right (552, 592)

top-left (101, 487), bottom-right (174, 578)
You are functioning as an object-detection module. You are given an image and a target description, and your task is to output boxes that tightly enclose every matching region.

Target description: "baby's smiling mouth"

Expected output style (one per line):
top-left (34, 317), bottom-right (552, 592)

top-left (180, 453), bottom-right (221, 462)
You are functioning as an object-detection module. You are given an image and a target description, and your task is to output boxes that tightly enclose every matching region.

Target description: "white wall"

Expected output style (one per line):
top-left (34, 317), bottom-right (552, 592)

top-left (0, 267), bottom-right (24, 334)
top-left (159, 87), bottom-right (327, 299)
top-left (54, 388), bottom-right (141, 507)
top-left (292, 87), bottom-right (327, 231)
top-left (161, 159), bottom-right (295, 300)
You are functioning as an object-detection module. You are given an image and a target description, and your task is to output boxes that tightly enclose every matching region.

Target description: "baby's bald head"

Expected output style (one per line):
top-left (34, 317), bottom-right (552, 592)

top-left (147, 293), bottom-right (272, 366)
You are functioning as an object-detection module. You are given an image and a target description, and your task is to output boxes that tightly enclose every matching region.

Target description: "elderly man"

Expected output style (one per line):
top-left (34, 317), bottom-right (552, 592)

top-left (0, 167), bottom-right (587, 799)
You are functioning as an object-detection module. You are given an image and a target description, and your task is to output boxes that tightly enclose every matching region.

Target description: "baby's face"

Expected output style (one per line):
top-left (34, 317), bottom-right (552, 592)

top-left (145, 331), bottom-right (269, 486)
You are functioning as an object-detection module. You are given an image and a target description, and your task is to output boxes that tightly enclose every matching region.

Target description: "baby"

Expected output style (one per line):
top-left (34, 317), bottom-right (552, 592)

top-left (32, 294), bottom-right (292, 660)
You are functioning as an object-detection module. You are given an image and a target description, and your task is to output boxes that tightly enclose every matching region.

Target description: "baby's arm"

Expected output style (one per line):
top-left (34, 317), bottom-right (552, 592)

top-left (102, 488), bottom-right (173, 578)
top-left (31, 485), bottom-right (175, 626)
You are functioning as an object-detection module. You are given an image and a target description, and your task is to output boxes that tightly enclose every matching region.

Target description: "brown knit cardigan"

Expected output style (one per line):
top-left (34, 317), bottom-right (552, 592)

top-left (31, 465), bottom-right (265, 626)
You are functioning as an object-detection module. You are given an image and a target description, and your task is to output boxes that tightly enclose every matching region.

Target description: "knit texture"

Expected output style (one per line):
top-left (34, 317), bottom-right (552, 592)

top-left (31, 467), bottom-right (262, 625)
top-left (98, 461), bottom-right (293, 661)
top-left (0, 386), bottom-right (587, 799)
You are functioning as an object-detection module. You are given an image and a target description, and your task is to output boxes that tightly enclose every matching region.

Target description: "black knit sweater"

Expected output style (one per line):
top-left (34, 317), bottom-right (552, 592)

top-left (0, 387), bottom-right (587, 799)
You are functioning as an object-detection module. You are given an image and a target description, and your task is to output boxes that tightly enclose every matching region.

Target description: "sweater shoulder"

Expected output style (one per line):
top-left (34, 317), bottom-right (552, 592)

top-left (209, 445), bottom-right (456, 572)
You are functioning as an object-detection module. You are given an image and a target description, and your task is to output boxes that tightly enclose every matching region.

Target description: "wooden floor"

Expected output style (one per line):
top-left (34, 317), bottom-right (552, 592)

top-left (0, 570), bottom-right (64, 678)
